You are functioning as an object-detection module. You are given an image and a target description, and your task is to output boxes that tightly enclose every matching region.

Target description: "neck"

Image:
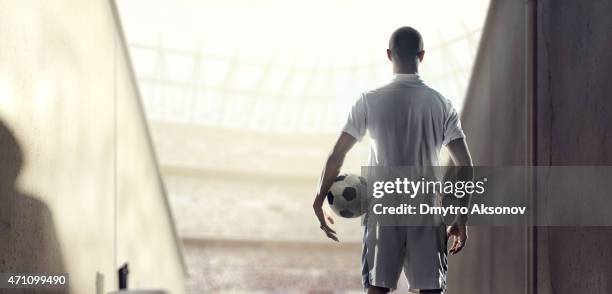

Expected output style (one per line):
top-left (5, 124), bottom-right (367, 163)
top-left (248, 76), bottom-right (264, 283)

top-left (393, 63), bottom-right (418, 74)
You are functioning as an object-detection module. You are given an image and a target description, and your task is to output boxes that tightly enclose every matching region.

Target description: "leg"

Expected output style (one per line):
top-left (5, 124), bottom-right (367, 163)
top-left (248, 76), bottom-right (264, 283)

top-left (403, 225), bottom-right (448, 292)
top-left (362, 224), bottom-right (405, 292)
top-left (366, 285), bottom-right (390, 294)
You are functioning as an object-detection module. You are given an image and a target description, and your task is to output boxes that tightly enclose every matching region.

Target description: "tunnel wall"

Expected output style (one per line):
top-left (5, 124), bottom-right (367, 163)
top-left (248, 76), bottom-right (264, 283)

top-left (535, 0), bottom-right (612, 293)
top-left (0, 0), bottom-right (186, 293)
top-left (446, 0), bottom-right (528, 293)
top-left (113, 2), bottom-right (187, 293)
top-left (450, 0), bottom-right (612, 293)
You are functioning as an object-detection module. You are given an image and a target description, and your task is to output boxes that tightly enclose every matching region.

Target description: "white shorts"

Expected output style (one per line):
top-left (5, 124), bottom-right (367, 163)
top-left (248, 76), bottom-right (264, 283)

top-left (361, 222), bottom-right (448, 292)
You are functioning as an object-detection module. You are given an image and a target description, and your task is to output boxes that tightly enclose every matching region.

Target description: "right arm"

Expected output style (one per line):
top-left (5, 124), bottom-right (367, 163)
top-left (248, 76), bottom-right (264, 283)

top-left (445, 138), bottom-right (473, 255)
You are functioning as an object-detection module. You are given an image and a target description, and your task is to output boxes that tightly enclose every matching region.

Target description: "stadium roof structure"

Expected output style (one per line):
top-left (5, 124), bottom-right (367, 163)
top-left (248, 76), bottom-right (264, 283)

top-left (118, 0), bottom-right (489, 134)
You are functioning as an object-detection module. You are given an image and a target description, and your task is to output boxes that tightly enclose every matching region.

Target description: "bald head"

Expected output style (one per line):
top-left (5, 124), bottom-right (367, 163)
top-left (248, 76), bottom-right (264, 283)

top-left (388, 26), bottom-right (424, 61)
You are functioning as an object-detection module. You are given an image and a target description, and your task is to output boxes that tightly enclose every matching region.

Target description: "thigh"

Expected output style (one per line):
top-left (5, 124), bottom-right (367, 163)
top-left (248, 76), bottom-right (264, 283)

top-left (362, 224), bottom-right (407, 290)
top-left (403, 225), bottom-right (448, 291)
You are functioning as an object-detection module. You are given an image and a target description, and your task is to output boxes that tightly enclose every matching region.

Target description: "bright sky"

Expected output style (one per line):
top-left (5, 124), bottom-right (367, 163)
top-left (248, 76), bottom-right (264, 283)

top-left (119, 0), bottom-right (487, 56)
top-left (117, 0), bottom-right (490, 132)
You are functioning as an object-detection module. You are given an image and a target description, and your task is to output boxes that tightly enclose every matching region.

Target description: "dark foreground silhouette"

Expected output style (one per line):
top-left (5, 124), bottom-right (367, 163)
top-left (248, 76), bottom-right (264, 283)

top-left (0, 120), bottom-right (67, 294)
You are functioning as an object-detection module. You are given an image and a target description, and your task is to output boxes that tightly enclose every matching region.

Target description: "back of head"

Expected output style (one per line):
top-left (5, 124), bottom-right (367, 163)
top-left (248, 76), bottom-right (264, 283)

top-left (388, 26), bottom-right (424, 62)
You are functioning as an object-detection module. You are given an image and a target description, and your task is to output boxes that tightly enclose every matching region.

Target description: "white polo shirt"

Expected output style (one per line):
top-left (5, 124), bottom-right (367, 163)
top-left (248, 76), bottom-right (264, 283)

top-left (343, 73), bottom-right (465, 166)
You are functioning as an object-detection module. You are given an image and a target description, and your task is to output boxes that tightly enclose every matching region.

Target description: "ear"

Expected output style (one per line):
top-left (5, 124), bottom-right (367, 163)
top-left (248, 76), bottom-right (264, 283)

top-left (417, 50), bottom-right (425, 62)
top-left (386, 49), bottom-right (393, 61)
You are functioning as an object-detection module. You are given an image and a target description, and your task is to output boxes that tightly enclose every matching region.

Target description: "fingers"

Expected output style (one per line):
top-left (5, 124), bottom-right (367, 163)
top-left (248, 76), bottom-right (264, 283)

top-left (449, 241), bottom-right (458, 254)
top-left (320, 223), bottom-right (336, 234)
top-left (447, 222), bottom-right (468, 255)
top-left (453, 240), bottom-right (465, 254)
top-left (325, 230), bottom-right (339, 242)
top-left (320, 224), bottom-right (339, 242)
top-left (314, 203), bottom-right (338, 242)
top-left (449, 238), bottom-right (465, 255)
top-left (448, 233), bottom-right (467, 255)
top-left (449, 236), bottom-right (459, 254)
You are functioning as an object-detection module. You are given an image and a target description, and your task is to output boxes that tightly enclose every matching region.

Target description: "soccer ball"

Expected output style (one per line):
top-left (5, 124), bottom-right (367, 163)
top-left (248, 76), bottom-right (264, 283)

top-left (326, 173), bottom-right (367, 218)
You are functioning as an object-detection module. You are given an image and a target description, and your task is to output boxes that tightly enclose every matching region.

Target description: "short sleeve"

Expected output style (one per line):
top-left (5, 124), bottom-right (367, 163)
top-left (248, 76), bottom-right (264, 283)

top-left (342, 94), bottom-right (367, 141)
top-left (443, 103), bottom-right (466, 145)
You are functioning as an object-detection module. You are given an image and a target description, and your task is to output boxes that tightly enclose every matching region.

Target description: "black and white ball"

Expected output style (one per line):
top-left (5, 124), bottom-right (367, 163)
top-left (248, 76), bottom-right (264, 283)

top-left (326, 173), bottom-right (366, 218)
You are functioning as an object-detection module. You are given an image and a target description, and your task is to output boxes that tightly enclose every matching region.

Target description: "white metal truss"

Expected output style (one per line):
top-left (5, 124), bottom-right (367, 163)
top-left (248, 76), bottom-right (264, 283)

top-left (129, 27), bottom-right (481, 133)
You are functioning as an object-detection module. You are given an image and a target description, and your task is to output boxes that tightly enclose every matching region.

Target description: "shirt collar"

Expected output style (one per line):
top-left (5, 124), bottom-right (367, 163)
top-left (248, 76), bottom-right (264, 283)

top-left (393, 73), bottom-right (421, 81)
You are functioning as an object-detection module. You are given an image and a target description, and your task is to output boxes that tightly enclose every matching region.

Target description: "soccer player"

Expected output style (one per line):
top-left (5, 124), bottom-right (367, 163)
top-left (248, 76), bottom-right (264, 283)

top-left (312, 27), bottom-right (473, 293)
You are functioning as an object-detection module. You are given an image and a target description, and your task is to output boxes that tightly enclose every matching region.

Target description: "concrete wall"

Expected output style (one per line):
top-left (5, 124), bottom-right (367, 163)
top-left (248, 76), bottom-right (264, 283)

top-left (450, 0), bottom-right (612, 293)
top-left (536, 0), bottom-right (612, 293)
top-left (113, 3), bottom-right (187, 293)
top-left (0, 1), bottom-right (185, 293)
top-left (446, 0), bottom-right (528, 293)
